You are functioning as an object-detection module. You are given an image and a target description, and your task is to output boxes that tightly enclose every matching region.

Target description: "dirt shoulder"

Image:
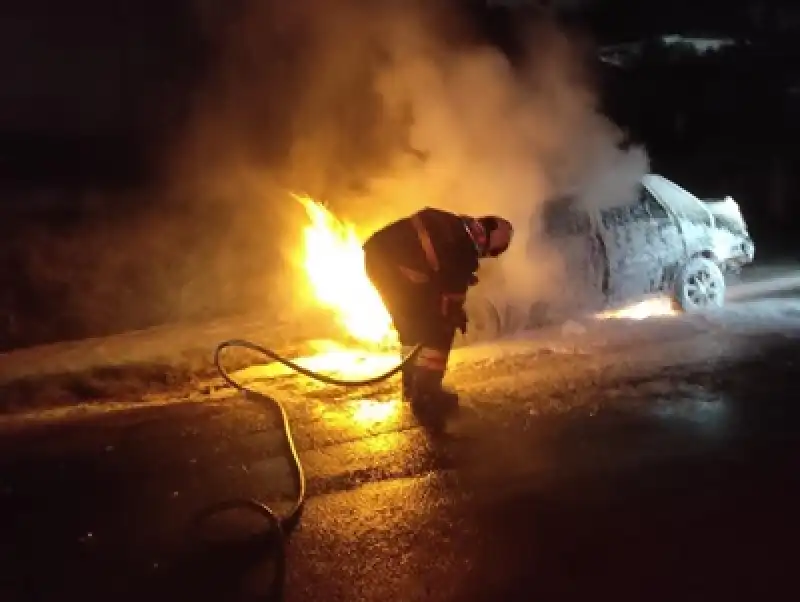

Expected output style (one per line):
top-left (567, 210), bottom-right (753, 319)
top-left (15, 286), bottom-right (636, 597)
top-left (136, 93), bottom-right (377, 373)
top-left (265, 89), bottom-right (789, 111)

top-left (0, 309), bottom-right (343, 415)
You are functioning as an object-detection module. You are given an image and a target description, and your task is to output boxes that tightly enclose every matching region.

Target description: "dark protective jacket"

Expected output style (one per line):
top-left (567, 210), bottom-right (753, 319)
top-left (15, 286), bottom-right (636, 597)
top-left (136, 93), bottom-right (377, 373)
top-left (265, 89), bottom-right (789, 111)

top-left (362, 207), bottom-right (480, 296)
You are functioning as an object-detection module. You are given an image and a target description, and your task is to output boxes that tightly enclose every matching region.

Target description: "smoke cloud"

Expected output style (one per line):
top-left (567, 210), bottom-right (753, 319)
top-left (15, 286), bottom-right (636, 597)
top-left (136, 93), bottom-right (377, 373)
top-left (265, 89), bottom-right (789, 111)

top-left (0, 0), bottom-right (651, 352)
top-left (169, 0), bottom-right (650, 328)
top-left (176, 0), bottom-right (646, 315)
top-left (352, 11), bottom-right (650, 311)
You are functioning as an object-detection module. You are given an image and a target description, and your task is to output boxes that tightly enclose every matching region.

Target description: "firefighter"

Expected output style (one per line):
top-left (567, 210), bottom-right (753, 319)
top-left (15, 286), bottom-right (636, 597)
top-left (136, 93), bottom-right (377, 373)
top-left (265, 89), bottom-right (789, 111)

top-left (362, 208), bottom-right (513, 421)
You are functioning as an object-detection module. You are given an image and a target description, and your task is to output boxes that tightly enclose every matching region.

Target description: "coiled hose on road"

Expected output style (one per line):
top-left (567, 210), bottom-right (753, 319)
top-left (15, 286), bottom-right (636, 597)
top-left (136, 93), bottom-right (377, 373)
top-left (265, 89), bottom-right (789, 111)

top-left (192, 339), bottom-right (421, 600)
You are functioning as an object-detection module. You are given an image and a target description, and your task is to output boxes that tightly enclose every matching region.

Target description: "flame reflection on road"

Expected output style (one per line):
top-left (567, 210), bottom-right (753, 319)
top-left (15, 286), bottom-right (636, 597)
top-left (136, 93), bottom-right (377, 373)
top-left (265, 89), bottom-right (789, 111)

top-left (231, 343), bottom-right (405, 428)
top-left (595, 297), bottom-right (678, 321)
top-left (238, 346), bottom-right (402, 381)
top-left (351, 398), bottom-right (401, 426)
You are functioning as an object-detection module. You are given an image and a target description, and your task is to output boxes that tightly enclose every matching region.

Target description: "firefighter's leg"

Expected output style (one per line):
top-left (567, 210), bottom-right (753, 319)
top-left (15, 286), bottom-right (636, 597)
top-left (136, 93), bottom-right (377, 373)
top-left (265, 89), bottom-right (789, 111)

top-left (393, 288), bottom-right (427, 402)
top-left (400, 345), bottom-right (417, 400)
top-left (409, 319), bottom-right (459, 416)
top-left (364, 251), bottom-right (420, 400)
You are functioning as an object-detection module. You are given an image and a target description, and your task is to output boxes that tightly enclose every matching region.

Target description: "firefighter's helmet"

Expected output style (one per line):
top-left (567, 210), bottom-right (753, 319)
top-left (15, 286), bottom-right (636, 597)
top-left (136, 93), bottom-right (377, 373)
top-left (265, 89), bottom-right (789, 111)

top-left (462, 215), bottom-right (513, 258)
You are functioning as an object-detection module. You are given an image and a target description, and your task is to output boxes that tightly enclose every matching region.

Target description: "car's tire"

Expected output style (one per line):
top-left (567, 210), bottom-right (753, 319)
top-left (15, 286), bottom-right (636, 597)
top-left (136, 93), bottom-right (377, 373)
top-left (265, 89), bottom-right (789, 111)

top-left (453, 296), bottom-right (502, 347)
top-left (674, 257), bottom-right (726, 312)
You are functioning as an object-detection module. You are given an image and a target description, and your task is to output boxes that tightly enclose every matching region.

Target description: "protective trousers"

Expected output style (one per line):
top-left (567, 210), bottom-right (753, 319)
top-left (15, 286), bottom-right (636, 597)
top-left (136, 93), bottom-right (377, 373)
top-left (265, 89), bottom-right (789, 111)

top-left (364, 251), bottom-right (457, 399)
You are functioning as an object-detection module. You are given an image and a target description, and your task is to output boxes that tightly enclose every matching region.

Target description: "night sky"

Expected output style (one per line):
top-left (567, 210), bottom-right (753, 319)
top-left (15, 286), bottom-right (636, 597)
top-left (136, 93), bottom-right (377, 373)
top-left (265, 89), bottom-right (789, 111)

top-left (0, 0), bottom-right (203, 136)
top-left (0, 0), bottom-right (792, 137)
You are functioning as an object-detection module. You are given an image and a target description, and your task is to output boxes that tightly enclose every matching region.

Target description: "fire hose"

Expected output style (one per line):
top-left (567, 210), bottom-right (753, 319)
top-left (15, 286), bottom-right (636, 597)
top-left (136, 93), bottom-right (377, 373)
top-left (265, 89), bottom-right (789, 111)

top-left (191, 338), bottom-right (421, 600)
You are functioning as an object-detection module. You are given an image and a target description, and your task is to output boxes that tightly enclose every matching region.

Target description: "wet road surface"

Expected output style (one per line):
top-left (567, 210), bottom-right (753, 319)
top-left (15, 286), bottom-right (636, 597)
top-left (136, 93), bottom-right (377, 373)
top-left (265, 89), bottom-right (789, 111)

top-left (1, 306), bottom-right (800, 602)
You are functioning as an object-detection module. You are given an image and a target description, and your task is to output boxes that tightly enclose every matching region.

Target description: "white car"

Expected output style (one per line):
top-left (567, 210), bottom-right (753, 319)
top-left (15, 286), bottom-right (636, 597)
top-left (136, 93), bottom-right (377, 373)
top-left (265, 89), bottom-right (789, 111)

top-left (460, 174), bottom-right (755, 341)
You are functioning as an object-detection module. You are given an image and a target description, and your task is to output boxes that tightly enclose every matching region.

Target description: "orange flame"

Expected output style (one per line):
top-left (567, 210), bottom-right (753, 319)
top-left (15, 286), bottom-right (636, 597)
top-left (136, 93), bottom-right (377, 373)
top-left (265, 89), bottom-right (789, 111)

top-left (294, 194), bottom-right (397, 346)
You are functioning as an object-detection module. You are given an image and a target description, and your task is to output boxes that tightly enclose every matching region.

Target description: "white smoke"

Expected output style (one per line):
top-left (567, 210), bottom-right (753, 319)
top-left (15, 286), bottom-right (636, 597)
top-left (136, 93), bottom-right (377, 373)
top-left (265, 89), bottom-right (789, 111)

top-left (178, 0), bottom-right (649, 315)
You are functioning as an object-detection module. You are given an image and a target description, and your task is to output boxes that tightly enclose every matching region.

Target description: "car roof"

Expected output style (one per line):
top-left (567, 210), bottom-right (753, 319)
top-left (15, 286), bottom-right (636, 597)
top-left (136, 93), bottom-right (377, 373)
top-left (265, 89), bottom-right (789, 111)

top-left (641, 173), bottom-right (698, 201)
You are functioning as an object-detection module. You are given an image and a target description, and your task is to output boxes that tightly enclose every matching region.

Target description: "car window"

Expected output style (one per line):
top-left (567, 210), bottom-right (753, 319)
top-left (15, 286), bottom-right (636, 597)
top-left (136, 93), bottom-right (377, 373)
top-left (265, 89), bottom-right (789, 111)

top-left (628, 191), bottom-right (650, 221)
top-left (600, 186), bottom-right (669, 228)
top-left (600, 203), bottom-right (637, 228)
top-left (543, 196), bottom-right (590, 237)
top-left (651, 179), bottom-right (711, 225)
top-left (640, 187), bottom-right (670, 219)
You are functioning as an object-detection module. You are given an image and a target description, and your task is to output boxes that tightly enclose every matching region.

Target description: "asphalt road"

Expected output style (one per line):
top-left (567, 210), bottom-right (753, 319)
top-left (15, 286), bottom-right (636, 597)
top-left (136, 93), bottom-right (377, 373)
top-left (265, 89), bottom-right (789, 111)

top-left (1, 301), bottom-right (800, 602)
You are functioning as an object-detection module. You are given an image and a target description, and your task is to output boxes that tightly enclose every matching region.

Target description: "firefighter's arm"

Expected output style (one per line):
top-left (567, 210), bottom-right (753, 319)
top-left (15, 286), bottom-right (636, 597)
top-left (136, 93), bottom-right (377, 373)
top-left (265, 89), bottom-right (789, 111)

top-left (416, 208), bottom-right (474, 332)
top-left (439, 291), bottom-right (468, 334)
top-left (437, 243), bottom-right (479, 333)
top-left (434, 269), bottom-right (472, 334)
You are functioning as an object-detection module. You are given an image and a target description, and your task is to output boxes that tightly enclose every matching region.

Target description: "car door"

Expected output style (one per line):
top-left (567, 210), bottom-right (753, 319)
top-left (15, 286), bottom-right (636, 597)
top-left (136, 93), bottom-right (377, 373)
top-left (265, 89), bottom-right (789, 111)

top-left (541, 196), bottom-right (605, 310)
top-left (598, 185), bottom-right (683, 301)
top-left (639, 186), bottom-right (687, 292)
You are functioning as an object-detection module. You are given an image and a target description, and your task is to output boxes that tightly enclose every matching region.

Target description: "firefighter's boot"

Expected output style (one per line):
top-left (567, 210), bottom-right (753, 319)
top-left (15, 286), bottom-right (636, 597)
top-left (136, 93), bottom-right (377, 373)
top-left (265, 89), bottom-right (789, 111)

top-left (401, 366), bottom-right (415, 401)
top-left (400, 346), bottom-right (418, 401)
top-left (410, 367), bottom-right (459, 426)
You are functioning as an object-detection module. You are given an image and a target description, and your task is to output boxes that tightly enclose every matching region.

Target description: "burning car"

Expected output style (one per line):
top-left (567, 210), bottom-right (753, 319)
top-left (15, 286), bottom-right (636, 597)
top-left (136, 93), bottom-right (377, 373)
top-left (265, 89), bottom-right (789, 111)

top-left (292, 176), bottom-right (753, 349)
top-left (460, 174), bottom-right (755, 342)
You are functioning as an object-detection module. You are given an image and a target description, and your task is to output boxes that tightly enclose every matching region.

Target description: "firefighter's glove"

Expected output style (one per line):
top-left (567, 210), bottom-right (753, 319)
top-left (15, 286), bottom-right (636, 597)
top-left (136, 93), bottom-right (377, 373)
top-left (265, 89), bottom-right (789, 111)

top-left (441, 294), bottom-right (468, 334)
top-left (456, 310), bottom-right (468, 335)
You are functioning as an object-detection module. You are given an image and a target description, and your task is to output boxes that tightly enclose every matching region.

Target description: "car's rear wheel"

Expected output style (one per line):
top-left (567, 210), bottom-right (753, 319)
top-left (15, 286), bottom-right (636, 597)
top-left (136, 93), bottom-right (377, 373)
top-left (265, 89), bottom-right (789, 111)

top-left (674, 257), bottom-right (726, 312)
